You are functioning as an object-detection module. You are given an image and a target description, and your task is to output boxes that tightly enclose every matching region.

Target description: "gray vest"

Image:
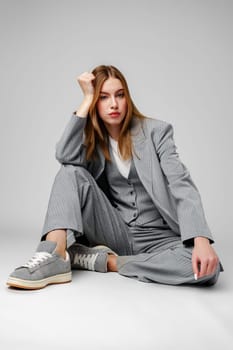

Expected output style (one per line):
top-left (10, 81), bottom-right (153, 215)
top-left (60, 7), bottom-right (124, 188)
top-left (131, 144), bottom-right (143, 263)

top-left (105, 148), bottom-right (169, 228)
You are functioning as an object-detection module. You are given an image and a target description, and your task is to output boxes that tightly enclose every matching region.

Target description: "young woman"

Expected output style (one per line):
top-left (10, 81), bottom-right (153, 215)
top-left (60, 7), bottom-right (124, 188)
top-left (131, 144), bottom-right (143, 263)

top-left (7, 65), bottom-right (223, 289)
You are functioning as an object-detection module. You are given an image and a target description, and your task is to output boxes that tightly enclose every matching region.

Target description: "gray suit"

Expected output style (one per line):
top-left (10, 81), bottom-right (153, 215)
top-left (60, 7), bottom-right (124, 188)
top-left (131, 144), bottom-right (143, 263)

top-left (55, 114), bottom-right (213, 243)
top-left (41, 113), bottom-right (221, 285)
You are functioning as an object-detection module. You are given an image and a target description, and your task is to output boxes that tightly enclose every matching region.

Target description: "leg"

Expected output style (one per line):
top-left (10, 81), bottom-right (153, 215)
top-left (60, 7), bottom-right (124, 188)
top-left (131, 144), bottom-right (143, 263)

top-left (7, 164), bottom-right (131, 289)
top-left (115, 241), bottom-right (221, 286)
top-left (46, 229), bottom-right (67, 259)
top-left (41, 164), bottom-right (132, 255)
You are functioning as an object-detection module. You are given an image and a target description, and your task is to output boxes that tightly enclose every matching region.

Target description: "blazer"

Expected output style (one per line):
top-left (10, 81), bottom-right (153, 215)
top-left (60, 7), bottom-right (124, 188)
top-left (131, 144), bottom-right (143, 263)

top-left (55, 113), bottom-right (214, 244)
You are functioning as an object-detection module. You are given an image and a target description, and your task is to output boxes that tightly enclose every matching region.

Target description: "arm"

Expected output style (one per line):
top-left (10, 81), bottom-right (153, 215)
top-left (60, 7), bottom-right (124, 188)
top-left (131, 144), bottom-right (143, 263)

top-left (154, 121), bottom-right (214, 244)
top-left (55, 72), bottom-right (95, 165)
top-left (55, 114), bottom-right (88, 165)
top-left (154, 121), bottom-right (219, 278)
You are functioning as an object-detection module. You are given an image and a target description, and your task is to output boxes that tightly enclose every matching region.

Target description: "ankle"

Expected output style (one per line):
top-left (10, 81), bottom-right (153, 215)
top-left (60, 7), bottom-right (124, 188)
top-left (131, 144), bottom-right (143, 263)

top-left (107, 254), bottom-right (118, 272)
top-left (55, 249), bottom-right (67, 260)
top-left (46, 229), bottom-right (67, 259)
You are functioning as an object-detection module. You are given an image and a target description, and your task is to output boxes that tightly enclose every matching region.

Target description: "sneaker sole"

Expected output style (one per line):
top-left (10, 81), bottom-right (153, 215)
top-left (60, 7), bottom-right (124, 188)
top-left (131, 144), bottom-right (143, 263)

top-left (6, 272), bottom-right (72, 290)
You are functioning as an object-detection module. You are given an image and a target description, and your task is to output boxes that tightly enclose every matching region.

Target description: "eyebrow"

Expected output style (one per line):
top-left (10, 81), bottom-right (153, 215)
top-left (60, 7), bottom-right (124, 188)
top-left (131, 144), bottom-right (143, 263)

top-left (100, 88), bottom-right (124, 94)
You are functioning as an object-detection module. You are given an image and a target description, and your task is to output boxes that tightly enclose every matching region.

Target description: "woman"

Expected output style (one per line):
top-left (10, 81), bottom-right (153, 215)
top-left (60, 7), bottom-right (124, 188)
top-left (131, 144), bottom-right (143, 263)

top-left (7, 65), bottom-right (223, 289)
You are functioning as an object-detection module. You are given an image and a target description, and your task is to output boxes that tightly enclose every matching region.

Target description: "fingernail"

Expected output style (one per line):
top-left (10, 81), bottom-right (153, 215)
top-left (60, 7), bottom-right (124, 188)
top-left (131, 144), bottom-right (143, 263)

top-left (194, 273), bottom-right (198, 280)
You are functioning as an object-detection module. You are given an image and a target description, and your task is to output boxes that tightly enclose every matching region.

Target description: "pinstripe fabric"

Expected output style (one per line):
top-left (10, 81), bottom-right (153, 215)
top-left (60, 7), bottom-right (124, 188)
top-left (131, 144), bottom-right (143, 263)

top-left (40, 113), bottom-right (223, 285)
top-left (55, 114), bottom-right (214, 244)
top-left (117, 241), bottom-right (221, 285)
top-left (41, 164), bottom-right (132, 255)
top-left (105, 151), bottom-right (165, 227)
top-left (40, 161), bottom-right (221, 285)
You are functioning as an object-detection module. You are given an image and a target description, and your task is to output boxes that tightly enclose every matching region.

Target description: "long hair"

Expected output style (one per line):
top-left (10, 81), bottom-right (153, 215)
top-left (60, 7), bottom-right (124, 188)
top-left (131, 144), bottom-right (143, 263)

top-left (85, 65), bottom-right (145, 161)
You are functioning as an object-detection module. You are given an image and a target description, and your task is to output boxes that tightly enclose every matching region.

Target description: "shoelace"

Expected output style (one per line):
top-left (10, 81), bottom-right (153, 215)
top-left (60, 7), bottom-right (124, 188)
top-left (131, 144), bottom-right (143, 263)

top-left (22, 252), bottom-right (52, 268)
top-left (74, 253), bottom-right (98, 271)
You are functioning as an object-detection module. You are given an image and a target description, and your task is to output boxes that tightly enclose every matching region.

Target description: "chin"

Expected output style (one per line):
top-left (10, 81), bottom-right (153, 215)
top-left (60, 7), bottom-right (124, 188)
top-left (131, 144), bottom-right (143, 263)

top-left (110, 119), bottom-right (124, 125)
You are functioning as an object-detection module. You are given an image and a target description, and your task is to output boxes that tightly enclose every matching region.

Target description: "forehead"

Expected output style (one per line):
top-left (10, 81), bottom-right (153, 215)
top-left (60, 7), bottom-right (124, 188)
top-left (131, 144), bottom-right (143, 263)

top-left (100, 77), bottom-right (123, 93)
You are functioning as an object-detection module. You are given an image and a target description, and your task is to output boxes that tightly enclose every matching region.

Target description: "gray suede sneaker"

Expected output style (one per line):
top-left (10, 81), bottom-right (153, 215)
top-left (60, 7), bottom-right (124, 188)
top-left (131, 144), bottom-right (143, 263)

top-left (68, 243), bottom-right (118, 273)
top-left (6, 241), bottom-right (72, 290)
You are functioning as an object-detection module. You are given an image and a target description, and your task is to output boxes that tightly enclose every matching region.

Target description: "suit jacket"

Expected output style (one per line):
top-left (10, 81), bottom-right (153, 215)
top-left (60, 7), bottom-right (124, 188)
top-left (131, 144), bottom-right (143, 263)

top-left (55, 113), bottom-right (214, 244)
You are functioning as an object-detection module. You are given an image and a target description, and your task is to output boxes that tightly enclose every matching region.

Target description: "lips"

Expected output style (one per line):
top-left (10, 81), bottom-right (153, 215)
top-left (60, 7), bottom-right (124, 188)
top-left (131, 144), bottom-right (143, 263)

top-left (109, 112), bottom-right (120, 117)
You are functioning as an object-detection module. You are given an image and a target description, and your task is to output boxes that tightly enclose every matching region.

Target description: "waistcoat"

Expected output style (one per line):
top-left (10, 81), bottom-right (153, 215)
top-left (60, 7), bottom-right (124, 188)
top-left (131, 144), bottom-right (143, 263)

top-left (105, 147), bottom-right (169, 228)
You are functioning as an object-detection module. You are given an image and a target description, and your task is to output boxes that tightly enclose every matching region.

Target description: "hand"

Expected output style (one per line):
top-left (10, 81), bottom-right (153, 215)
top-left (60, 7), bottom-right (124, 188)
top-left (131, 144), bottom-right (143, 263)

top-left (192, 237), bottom-right (219, 280)
top-left (74, 72), bottom-right (95, 118)
top-left (77, 72), bottom-right (95, 98)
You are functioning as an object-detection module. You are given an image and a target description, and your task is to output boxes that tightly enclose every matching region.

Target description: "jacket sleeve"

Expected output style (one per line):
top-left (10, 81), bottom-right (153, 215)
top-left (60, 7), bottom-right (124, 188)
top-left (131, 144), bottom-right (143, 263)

top-left (153, 121), bottom-right (214, 244)
top-left (55, 113), bottom-right (88, 166)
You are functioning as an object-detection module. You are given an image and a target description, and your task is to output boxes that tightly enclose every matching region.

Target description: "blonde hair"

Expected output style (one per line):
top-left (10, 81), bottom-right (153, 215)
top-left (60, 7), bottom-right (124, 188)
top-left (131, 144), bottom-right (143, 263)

top-left (85, 65), bottom-right (145, 161)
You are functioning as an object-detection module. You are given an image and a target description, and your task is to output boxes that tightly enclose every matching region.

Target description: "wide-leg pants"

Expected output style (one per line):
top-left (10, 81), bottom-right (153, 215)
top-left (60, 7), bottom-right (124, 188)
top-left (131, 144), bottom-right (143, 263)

top-left (41, 164), bottom-right (221, 286)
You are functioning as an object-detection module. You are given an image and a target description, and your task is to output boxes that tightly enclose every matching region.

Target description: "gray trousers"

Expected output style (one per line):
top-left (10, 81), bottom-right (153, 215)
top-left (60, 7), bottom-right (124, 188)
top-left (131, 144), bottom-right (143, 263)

top-left (41, 164), bottom-right (221, 286)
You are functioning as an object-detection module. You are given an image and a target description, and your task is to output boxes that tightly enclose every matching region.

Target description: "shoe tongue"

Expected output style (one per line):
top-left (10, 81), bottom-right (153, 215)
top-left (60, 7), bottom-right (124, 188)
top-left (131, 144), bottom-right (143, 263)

top-left (36, 241), bottom-right (57, 254)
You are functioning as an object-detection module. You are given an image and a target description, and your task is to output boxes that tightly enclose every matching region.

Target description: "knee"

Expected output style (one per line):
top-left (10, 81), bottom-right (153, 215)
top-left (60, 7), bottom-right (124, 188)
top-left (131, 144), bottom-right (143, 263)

top-left (59, 164), bottom-right (92, 183)
top-left (73, 166), bottom-right (95, 185)
top-left (198, 263), bottom-right (221, 286)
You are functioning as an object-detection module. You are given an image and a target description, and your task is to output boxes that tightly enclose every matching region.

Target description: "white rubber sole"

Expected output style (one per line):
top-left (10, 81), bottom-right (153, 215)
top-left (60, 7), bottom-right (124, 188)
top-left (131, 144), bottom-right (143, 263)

top-left (6, 272), bottom-right (72, 290)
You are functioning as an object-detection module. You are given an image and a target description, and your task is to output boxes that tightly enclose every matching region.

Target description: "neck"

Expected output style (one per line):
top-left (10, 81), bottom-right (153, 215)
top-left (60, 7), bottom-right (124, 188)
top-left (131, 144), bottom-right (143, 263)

top-left (105, 125), bottom-right (121, 141)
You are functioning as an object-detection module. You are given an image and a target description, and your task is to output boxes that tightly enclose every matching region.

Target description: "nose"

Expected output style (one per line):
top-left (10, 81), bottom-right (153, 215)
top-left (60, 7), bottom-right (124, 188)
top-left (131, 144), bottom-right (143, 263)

top-left (110, 96), bottom-right (118, 109)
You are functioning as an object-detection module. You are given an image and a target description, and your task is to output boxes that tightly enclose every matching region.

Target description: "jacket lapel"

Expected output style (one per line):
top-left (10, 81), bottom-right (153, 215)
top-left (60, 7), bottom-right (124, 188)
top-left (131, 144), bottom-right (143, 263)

top-left (95, 145), bottom-right (105, 179)
top-left (131, 117), bottom-right (179, 233)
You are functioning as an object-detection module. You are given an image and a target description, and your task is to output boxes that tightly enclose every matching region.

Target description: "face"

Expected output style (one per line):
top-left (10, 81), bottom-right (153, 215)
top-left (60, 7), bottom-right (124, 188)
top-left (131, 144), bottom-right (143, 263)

top-left (96, 77), bottom-right (128, 137)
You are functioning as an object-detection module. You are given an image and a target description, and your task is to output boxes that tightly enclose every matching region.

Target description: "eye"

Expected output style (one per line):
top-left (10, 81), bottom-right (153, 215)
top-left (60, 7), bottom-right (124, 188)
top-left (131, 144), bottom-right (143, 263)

top-left (99, 95), bottom-right (108, 100)
top-left (117, 92), bottom-right (125, 98)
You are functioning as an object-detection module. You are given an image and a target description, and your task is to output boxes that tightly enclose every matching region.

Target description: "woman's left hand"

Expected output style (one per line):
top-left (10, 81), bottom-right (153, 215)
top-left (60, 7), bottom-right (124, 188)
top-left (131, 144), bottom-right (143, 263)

top-left (192, 237), bottom-right (219, 280)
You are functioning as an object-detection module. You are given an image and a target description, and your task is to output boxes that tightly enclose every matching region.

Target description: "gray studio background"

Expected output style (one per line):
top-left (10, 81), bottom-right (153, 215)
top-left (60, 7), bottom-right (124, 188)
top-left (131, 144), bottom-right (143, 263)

top-left (1, 0), bottom-right (232, 258)
top-left (0, 1), bottom-right (233, 350)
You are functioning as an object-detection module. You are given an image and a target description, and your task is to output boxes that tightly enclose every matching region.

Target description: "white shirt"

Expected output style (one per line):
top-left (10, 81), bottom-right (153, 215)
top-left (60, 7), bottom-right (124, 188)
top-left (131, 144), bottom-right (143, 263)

top-left (109, 136), bottom-right (132, 179)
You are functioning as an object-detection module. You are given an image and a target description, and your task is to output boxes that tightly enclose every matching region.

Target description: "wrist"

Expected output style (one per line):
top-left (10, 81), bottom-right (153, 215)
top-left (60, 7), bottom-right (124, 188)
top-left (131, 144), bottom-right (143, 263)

top-left (194, 236), bottom-right (210, 246)
top-left (83, 94), bottom-right (94, 103)
top-left (75, 96), bottom-right (93, 118)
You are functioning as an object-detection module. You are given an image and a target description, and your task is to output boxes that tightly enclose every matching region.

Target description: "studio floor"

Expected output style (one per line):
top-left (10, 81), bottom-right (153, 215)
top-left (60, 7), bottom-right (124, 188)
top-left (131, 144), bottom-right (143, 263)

top-left (1, 228), bottom-right (232, 350)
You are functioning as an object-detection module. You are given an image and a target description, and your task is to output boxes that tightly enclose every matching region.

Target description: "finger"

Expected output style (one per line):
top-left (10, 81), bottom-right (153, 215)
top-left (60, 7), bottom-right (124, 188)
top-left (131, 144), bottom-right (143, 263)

top-left (206, 257), bottom-right (218, 276)
top-left (88, 72), bottom-right (95, 80)
top-left (192, 256), bottom-right (200, 280)
top-left (77, 72), bottom-right (95, 81)
top-left (82, 73), bottom-right (95, 81)
top-left (199, 259), bottom-right (208, 278)
top-left (78, 71), bottom-right (88, 79)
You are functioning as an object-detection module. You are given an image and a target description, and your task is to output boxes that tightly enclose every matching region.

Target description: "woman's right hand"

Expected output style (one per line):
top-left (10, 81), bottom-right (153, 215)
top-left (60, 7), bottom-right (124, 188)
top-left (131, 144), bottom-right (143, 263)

top-left (77, 72), bottom-right (95, 99)
top-left (75, 72), bottom-right (96, 118)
